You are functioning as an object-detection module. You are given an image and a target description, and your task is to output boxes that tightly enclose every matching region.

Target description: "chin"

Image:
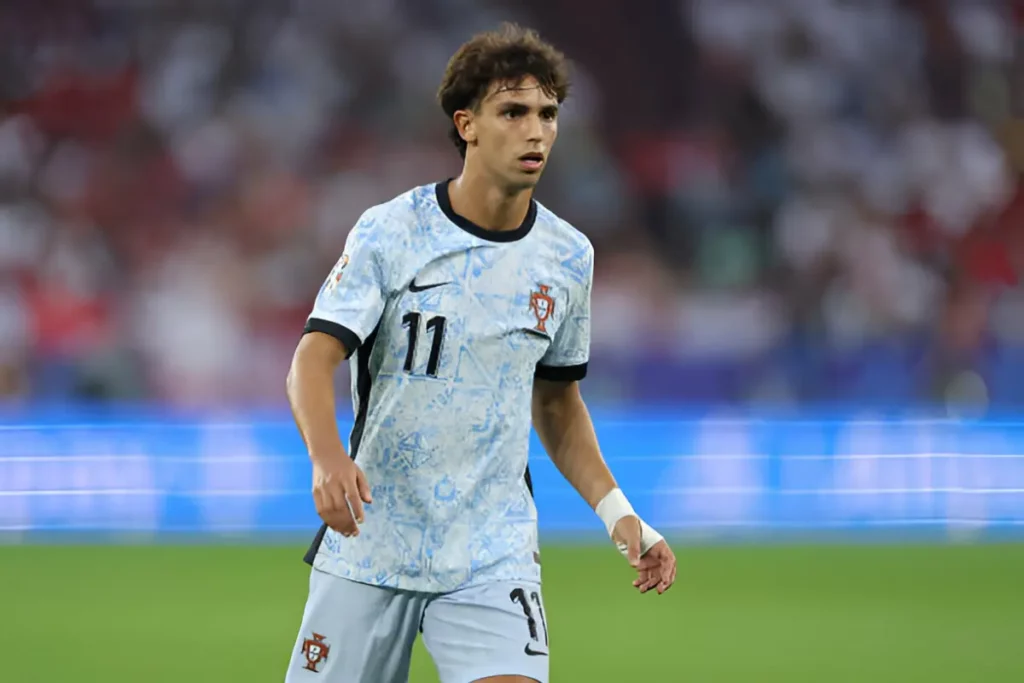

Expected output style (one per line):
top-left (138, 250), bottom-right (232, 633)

top-left (510, 171), bottom-right (542, 189)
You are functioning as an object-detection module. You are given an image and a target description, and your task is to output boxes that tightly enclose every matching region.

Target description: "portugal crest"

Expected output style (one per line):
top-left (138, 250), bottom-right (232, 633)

top-left (301, 632), bottom-right (330, 672)
top-left (529, 284), bottom-right (554, 333)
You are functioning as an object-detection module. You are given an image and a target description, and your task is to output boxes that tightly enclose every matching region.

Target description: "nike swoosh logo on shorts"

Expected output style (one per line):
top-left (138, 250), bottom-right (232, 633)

top-left (524, 644), bottom-right (549, 657)
top-left (409, 278), bottom-right (450, 292)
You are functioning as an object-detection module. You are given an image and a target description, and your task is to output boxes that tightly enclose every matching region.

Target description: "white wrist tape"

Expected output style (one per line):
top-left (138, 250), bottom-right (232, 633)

top-left (595, 488), bottom-right (635, 535)
top-left (595, 488), bottom-right (665, 556)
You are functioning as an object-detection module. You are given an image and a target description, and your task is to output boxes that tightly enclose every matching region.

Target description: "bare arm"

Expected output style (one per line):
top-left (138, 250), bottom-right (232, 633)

top-left (287, 331), bottom-right (349, 462)
top-left (531, 377), bottom-right (616, 509)
top-left (287, 331), bottom-right (370, 535)
top-left (530, 245), bottom-right (675, 592)
top-left (533, 376), bottom-right (676, 593)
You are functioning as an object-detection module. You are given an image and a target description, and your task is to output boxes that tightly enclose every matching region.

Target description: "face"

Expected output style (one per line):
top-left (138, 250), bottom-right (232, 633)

top-left (456, 75), bottom-right (560, 191)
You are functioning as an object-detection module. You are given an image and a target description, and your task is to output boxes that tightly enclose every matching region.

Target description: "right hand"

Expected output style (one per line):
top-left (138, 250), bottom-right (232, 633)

top-left (312, 457), bottom-right (372, 537)
top-left (612, 515), bottom-right (676, 595)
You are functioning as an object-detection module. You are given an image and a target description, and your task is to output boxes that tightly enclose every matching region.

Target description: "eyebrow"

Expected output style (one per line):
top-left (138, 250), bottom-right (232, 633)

top-left (497, 102), bottom-right (560, 115)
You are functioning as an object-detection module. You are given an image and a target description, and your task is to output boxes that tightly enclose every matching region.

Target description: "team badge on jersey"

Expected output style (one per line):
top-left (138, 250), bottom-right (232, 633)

top-left (324, 254), bottom-right (350, 294)
top-left (301, 632), bottom-right (330, 672)
top-left (529, 284), bottom-right (555, 333)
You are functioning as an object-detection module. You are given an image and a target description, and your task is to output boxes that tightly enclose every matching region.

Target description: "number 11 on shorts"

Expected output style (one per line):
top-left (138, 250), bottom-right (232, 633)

top-left (510, 587), bottom-right (549, 656)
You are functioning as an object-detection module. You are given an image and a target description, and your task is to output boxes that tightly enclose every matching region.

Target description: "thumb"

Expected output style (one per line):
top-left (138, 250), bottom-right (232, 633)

top-left (617, 517), bottom-right (641, 567)
top-left (356, 468), bottom-right (373, 504)
top-left (627, 532), bottom-right (641, 567)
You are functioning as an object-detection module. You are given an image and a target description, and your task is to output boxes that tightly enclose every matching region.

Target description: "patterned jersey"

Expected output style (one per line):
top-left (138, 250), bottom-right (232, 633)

top-left (301, 180), bottom-right (593, 593)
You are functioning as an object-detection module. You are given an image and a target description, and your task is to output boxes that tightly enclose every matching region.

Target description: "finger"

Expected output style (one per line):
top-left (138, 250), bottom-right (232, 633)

top-left (312, 485), bottom-right (327, 516)
top-left (356, 468), bottom-right (373, 505)
top-left (641, 570), bottom-right (662, 593)
top-left (657, 563), bottom-right (677, 594)
top-left (635, 565), bottom-right (655, 593)
top-left (325, 480), bottom-right (359, 535)
top-left (647, 566), bottom-right (664, 587)
top-left (344, 478), bottom-right (365, 524)
top-left (317, 482), bottom-right (346, 525)
top-left (324, 507), bottom-right (358, 537)
top-left (323, 476), bottom-right (347, 515)
top-left (635, 554), bottom-right (660, 571)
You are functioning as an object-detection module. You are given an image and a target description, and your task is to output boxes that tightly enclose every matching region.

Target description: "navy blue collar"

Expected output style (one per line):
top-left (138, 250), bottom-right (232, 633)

top-left (435, 179), bottom-right (536, 243)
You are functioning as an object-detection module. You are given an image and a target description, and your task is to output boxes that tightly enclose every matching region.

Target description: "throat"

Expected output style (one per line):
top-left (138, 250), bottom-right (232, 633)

top-left (449, 174), bottom-right (533, 232)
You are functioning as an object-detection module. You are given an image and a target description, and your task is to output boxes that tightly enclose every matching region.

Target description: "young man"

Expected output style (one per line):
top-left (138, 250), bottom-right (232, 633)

top-left (284, 23), bottom-right (676, 683)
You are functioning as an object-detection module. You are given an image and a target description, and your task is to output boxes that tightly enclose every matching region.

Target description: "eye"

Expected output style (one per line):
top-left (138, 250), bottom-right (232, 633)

top-left (503, 109), bottom-right (520, 120)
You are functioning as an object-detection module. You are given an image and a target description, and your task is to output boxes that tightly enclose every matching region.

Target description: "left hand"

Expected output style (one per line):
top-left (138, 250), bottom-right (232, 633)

top-left (612, 516), bottom-right (677, 594)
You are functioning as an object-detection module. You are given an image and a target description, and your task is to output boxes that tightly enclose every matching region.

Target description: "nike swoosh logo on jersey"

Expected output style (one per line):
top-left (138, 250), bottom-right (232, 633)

top-left (409, 278), bottom-right (451, 292)
top-left (524, 644), bottom-right (549, 657)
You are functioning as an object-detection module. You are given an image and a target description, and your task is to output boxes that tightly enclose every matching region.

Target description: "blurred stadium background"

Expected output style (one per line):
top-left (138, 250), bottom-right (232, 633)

top-left (2, 0), bottom-right (1024, 680)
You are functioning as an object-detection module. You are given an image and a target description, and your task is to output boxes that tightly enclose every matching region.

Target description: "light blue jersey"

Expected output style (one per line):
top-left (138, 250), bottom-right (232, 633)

top-left (301, 180), bottom-right (593, 593)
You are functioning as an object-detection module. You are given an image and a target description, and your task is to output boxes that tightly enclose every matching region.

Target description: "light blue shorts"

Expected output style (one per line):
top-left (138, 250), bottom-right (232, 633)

top-left (283, 569), bottom-right (550, 683)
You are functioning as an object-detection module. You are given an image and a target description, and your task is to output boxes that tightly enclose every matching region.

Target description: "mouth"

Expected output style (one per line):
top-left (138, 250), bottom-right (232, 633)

top-left (518, 152), bottom-right (545, 172)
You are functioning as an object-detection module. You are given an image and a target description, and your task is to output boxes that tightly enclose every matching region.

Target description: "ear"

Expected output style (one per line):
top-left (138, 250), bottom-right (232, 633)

top-left (454, 109), bottom-right (476, 147)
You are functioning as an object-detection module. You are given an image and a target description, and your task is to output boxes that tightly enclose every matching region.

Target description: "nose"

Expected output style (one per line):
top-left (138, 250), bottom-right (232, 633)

top-left (525, 113), bottom-right (544, 142)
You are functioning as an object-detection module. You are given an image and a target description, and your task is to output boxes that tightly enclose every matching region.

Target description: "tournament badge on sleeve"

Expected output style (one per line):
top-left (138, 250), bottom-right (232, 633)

top-left (324, 254), bottom-right (350, 294)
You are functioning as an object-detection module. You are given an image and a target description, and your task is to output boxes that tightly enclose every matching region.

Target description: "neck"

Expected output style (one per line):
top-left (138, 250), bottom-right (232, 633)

top-left (448, 165), bottom-right (533, 232)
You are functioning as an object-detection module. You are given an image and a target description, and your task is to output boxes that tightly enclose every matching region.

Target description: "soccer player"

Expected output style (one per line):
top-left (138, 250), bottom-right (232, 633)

top-left (283, 23), bottom-right (676, 683)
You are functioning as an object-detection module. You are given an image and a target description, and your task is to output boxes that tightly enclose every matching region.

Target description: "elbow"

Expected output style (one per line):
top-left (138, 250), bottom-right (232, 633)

top-left (534, 378), bottom-right (581, 412)
top-left (285, 360), bottom-right (299, 403)
top-left (285, 364), bottom-right (296, 394)
top-left (286, 343), bottom-right (309, 402)
top-left (532, 382), bottom-right (583, 429)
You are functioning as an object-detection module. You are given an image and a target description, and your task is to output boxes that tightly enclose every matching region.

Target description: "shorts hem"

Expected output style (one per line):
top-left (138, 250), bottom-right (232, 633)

top-left (310, 557), bottom-right (542, 594)
top-left (445, 667), bottom-right (547, 683)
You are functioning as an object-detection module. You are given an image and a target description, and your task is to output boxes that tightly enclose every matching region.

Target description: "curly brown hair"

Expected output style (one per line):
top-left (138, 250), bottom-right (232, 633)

top-left (437, 23), bottom-right (571, 159)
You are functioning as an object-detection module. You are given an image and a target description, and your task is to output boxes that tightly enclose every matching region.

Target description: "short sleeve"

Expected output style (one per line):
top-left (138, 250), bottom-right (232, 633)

top-left (304, 211), bottom-right (387, 357)
top-left (535, 247), bottom-right (593, 382)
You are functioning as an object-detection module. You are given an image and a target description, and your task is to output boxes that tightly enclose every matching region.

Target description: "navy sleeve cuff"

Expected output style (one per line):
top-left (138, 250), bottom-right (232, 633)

top-left (535, 362), bottom-right (588, 382)
top-left (304, 318), bottom-right (362, 358)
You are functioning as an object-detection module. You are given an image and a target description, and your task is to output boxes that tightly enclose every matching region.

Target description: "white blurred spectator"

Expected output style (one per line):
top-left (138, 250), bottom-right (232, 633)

top-left (0, 116), bottom-right (43, 186)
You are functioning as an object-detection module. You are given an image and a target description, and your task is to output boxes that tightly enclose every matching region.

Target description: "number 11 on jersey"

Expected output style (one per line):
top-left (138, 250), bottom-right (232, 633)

top-left (402, 311), bottom-right (447, 377)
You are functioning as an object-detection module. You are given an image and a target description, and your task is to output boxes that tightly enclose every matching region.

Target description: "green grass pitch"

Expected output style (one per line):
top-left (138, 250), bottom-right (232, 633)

top-left (2, 543), bottom-right (1022, 681)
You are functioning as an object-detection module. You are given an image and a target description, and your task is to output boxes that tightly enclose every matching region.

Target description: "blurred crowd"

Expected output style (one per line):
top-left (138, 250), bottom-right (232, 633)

top-left (2, 0), bottom-right (1024, 410)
